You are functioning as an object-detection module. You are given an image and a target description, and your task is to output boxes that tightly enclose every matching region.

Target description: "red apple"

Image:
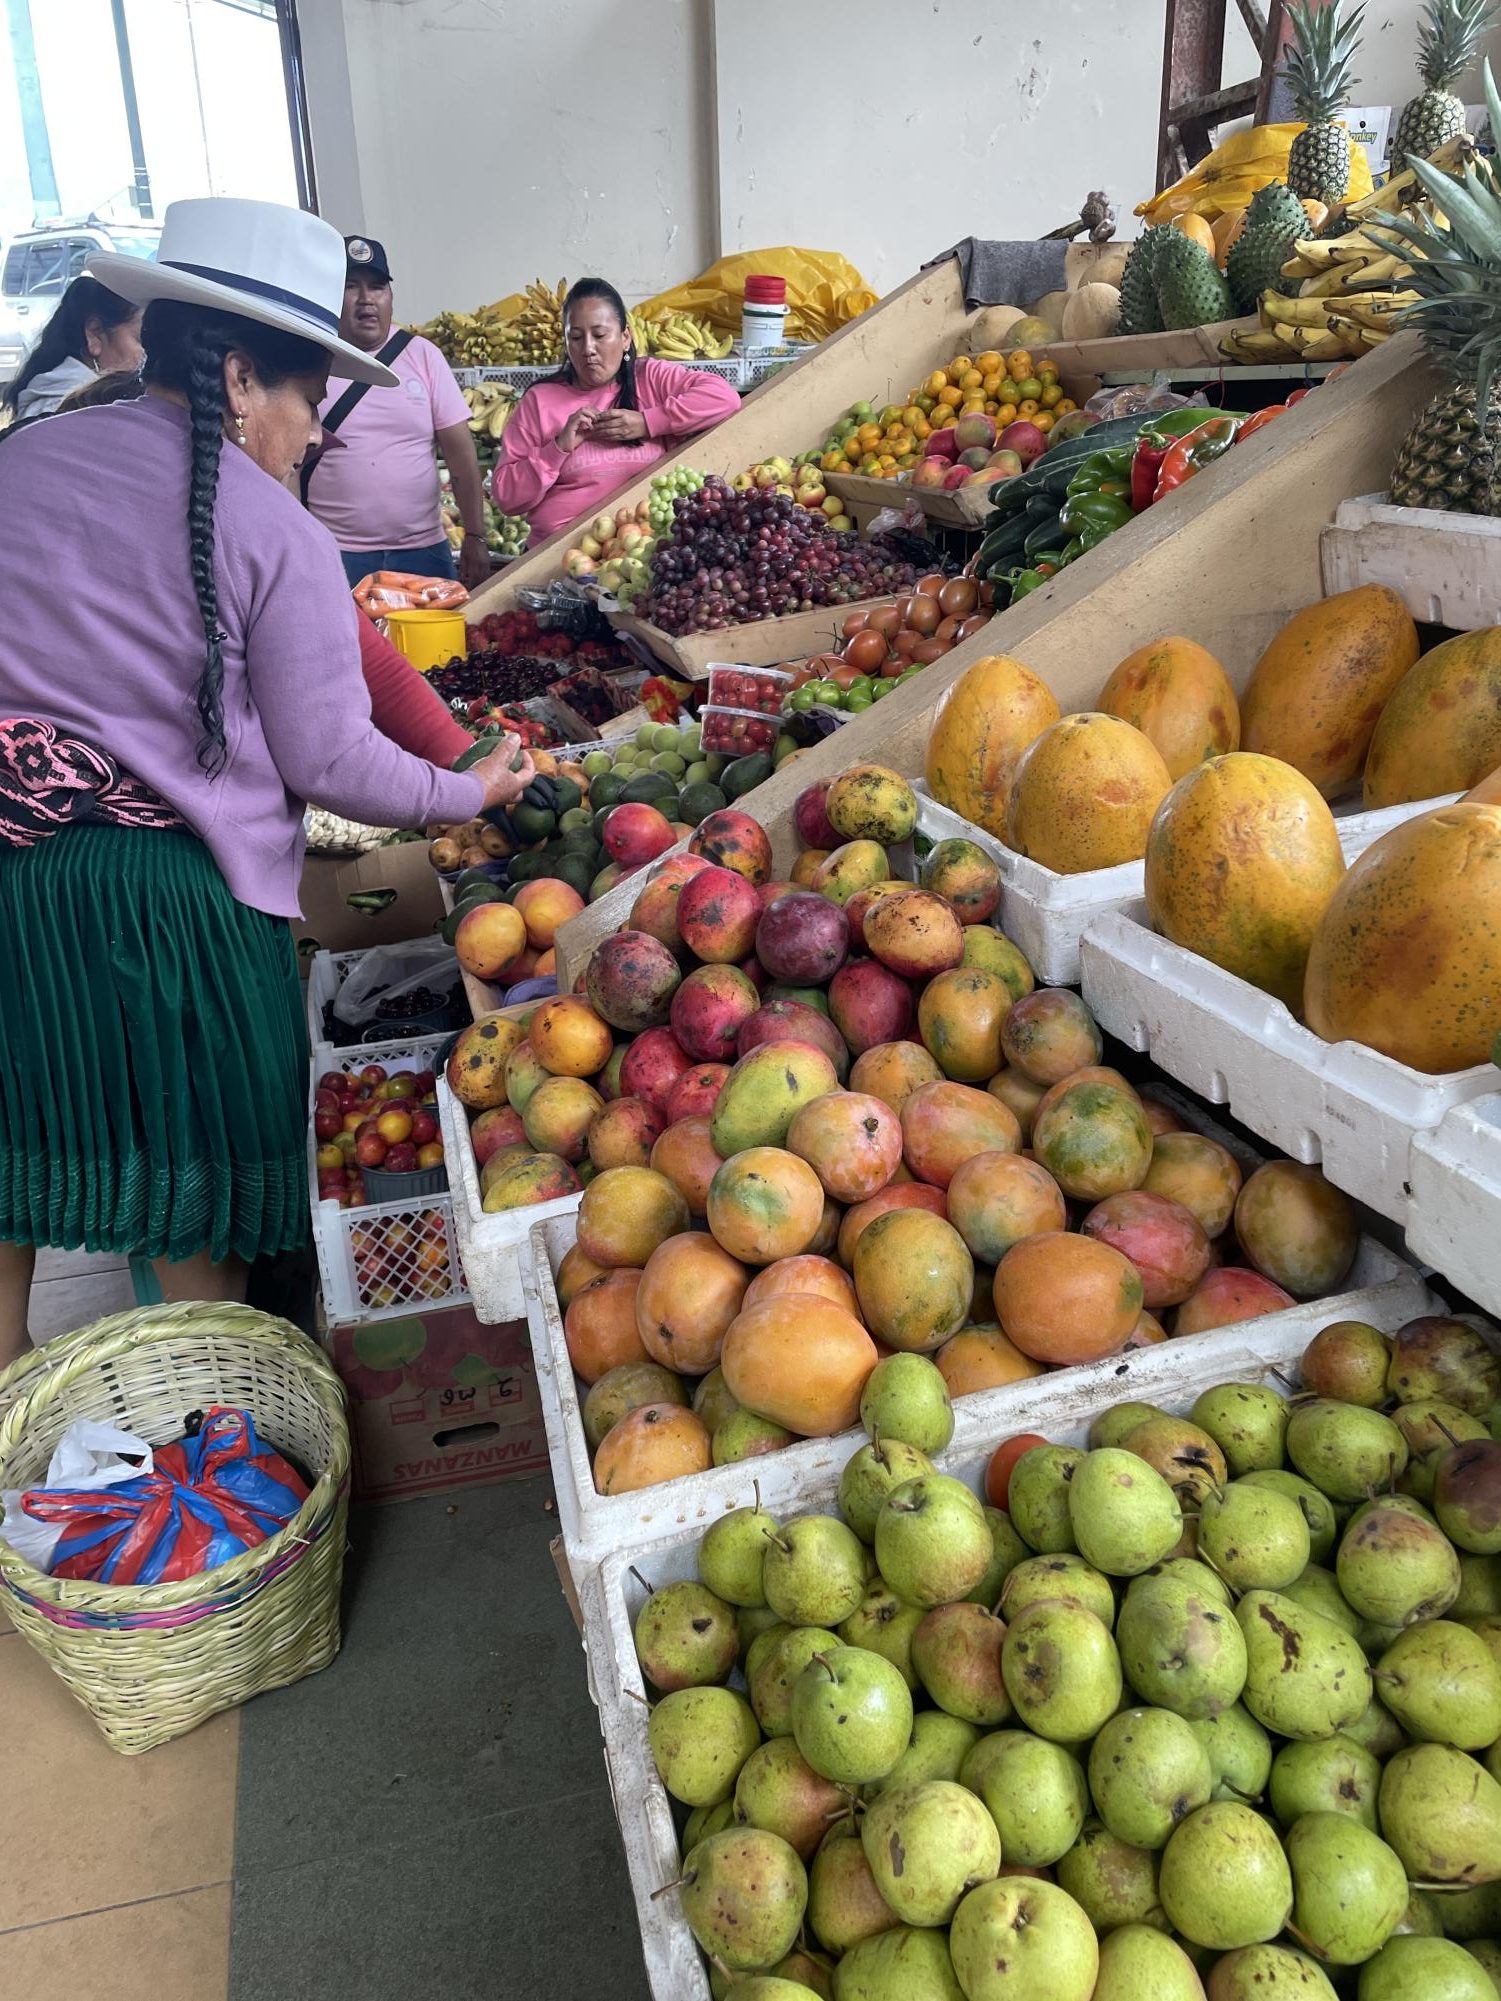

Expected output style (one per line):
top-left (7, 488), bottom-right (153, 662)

top-left (383, 1142), bottom-right (419, 1173)
top-left (317, 1071), bottom-right (346, 1095)
top-left (376, 1108), bottom-right (414, 1144)
top-left (314, 1087), bottom-right (341, 1114)
top-left (416, 1141), bottom-right (445, 1169)
top-left (411, 1109), bottom-right (439, 1147)
top-left (413, 1071), bottom-right (436, 1096)
top-left (334, 1130), bottom-right (358, 1159)
top-left (314, 1107), bottom-right (342, 1142)
top-left (355, 1131), bottom-right (388, 1168)
top-left (380, 1073), bottom-right (417, 1099)
top-left (360, 1064), bottom-right (388, 1087)
top-left (314, 1142), bottom-right (344, 1172)
top-left (342, 1110), bottom-right (366, 1135)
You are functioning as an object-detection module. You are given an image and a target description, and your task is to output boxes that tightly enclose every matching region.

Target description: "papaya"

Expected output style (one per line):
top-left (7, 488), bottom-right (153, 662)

top-left (1004, 713), bottom-right (1173, 873)
top-left (923, 654), bottom-right (1060, 838)
top-left (1239, 584), bottom-right (1419, 798)
top-left (1095, 635), bottom-right (1240, 780)
top-left (1361, 625), bottom-right (1501, 807)
top-left (1304, 801), bottom-right (1501, 1073)
top-left (1144, 752), bottom-right (1346, 1013)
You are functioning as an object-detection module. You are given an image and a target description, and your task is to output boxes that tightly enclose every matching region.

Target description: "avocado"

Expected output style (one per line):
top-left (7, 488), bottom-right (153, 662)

top-left (676, 781), bottom-right (728, 827)
top-left (554, 853), bottom-right (594, 897)
top-left (558, 806), bottom-right (593, 834)
top-left (454, 865), bottom-right (504, 897)
top-left (510, 802), bottom-right (557, 844)
top-left (589, 772), bottom-right (626, 811)
top-left (621, 771), bottom-right (679, 807)
top-left (551, 777), bottom-right (583, 816)
top-left (507, 851), bottom-right (546, 884)
top-left (722, 752), bottom-right (773, 801)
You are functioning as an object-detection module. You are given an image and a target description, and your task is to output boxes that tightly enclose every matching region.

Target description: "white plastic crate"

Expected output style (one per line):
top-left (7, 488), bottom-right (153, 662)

top-left (918, 786), bottom-right (1460, 988)
top-left (304, 942), bottom-right (466, 1054)
top-left (1081, 900), bottom-right (1495, 1226)
top-left (1320, 493), bottom-right (1501, 631)
top-left (308, 1039), bottom-right (469, 1323)
top-left (1409, 1094), bottom-right (1501, 1319)
top-left (579, 1289), bottom-right (1471, 2001)
top-left (439, 1077), bottom-right (584, 1325)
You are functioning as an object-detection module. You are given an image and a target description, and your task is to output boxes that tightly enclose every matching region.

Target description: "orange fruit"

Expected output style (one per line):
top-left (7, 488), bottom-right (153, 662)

top-left (937, 385), bottom-right (963, 409)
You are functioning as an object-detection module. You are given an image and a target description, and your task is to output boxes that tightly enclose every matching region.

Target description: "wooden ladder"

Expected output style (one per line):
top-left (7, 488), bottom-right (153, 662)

top-left (1157, 0), bottom-right (1307, 191)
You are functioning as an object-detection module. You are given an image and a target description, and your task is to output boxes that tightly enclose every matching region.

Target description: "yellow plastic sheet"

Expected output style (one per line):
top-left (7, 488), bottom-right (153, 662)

top-left (637, 249), bottom-right (878, 342)
top-left (1137, 124), bottom-right (1375, 223)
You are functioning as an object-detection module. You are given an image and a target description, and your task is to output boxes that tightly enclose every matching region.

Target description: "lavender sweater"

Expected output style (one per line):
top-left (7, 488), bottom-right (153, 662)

top-left (0, 396), bottom-right (482, 916)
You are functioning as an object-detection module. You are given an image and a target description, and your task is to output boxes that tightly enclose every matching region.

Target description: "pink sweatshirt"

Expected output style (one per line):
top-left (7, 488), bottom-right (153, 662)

top-left (491, 357), bottom-right (740, 544)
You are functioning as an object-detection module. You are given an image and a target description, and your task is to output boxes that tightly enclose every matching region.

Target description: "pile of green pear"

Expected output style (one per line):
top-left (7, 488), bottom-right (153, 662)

top-left (632, 1316), bottom-right (1501, 2001)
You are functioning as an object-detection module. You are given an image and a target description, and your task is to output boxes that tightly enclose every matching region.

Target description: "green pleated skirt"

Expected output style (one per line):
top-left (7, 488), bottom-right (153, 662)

top-left (0, 824), bottom-right (308, 1264)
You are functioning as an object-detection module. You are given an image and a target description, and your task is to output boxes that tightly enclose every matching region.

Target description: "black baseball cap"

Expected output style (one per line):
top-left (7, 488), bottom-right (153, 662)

top-left (344, 235), bottom-right (391, 284)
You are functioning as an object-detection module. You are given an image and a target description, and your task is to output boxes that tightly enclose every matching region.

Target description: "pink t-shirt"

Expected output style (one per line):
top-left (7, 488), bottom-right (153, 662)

top-left (309, 333), bottom-right (470, 551)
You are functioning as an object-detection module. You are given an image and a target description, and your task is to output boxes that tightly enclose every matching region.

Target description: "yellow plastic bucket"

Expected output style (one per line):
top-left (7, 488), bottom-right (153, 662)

top-left (382, 608), bottom-right (467, 673)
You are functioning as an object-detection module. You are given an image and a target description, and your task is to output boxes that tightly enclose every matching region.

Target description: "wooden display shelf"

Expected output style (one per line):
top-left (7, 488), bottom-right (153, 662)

top-left (549, 333), bottom-right (1439, 989)
top-left (604, 597), bottom-right (899, 678)
top-left (823, 469), bottom-right (994, 529)
top-left (1040, 315), bottom-right (1258, 375)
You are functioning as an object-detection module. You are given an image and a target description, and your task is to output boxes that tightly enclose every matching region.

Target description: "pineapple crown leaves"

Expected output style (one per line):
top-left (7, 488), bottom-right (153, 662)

top-left (1283, 1), bottom-right (1365, 119)
top-left (1415, 0), bottom-right (1501, 91)
top-left (1383, 59), bottom-right (1501, 401)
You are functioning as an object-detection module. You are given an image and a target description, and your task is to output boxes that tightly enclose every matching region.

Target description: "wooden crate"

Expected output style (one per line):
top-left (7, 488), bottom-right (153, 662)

top-left (605, 598), bottom-right (900, 678)
top-left (548, 333), bottom-right (1437, 990)
top-left (1041, 316), bottom-right (1258, 376)
top-left (823, 468), bottom-right (994, 528)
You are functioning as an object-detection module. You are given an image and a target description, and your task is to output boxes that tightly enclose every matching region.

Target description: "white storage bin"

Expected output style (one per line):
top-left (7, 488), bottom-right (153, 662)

top-left (1320, 492), bottom-right (1501, 631)
top-left (1409, 1094), bottom-right (1501, 1320)
top-left (440, 1078), bottom-right (584, 1325)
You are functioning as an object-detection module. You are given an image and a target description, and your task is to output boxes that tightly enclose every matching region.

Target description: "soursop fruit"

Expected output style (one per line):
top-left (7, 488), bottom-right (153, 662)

top-left (1227, 181), bottom-right (1310, 314)
top-left (1154, 233), bottom-right (1236, 331)
top-left (1117, 226), bottom-right (1176, 335)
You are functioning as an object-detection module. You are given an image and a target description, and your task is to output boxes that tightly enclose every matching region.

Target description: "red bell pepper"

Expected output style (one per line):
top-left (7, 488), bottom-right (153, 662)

top-left (1235, 404), bottom-right (1286, 444)
top-left (1130, 431), bottom-right (1174, 512)
top-left (1153, 416), bottom-right (1241, 502)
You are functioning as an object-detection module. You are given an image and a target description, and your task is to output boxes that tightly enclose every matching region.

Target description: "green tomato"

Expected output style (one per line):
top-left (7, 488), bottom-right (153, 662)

top-left (789, 686), bottom-right (818, 713)
top-left (847, 675), bottom-right (875, 696)
top-left (845, 691), bottom-right (874, 712)
top-left (870, 679), bottom-right (892, 699)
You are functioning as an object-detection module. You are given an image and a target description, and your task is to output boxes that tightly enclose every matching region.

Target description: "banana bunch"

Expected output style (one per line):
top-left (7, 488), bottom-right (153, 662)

top-left (644, 311), bottom-right (735, 360)
top-left (1222, 227), bottom-right (1419, 363)
top-left (1345, 133), bottom-right (1471, 223)
top-left (463, 380), bottom-right (515, 441)
top-left (421, 308), bottom-right (523, 367)
top-left (514, 279), bottom-right (567, 364)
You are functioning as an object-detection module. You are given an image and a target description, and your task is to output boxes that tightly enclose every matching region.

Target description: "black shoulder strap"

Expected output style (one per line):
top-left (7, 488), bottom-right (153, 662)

top-left (300, 329), bottom-right (415, 505)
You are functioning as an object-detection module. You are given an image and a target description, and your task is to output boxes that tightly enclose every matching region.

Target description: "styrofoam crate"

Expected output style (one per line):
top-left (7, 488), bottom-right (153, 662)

top-left (1321, 492), bottom-right (1501, 631)
top-left (580, 1286), bottom-right (1471, 2001)
top-left (1081, 900), bottom-right (1494, 1224)
top-left (918, 787), bottom-right (1460, 989)
top-left (308, 1040), bottom-right (469, 1323)
top-left (1409, 1094), bottom-right (1501, 1319)
top-left (440, 1077), bottom-right (583, 1325)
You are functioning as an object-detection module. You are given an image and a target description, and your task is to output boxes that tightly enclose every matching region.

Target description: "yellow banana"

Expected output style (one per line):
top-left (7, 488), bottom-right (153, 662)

top-left (1261, 293), bottom-right (1338, 328)
top-left (1299, 267), bottom-right (1356, 297)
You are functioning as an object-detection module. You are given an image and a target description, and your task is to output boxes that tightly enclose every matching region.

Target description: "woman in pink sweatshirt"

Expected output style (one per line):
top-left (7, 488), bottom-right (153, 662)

top-left (492, 279), bottom-right (740, 546)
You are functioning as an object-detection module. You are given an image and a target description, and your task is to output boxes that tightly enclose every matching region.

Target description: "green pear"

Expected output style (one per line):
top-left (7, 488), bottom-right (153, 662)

top-left (1240, 1468), bottom-right (1340, 1563)
top-left (1008, 1444), bottom-right (1084, 1553)
top-left (965, 1506), bottom-right (1029, 1607)
top-left (700, 1503), bottom-right (781, 1608)
top-left (1378, 1742), bottom-right (1501, 1884)
top-left (1394, 1399), bottom-right (1490, 1503)
top-left (1089, 1706), bottom-right (1214, 1850)
top-left (1453, 1553), bottom-right (1501, 1617)
top-left (733, 1736), bottom-right (846, 1860)
top-left (1392, 1887), bottom-right (1444, 1936)
top-left (1269, 1734), bottom-right (1381, 1831)
top-left (1285, 1400), bottom-right (1409, 1503)
top-left (1236, 1589), bottom-right (1372, 1739)
top-left (1122, 1413), bottom-right (1228, 1506)
top-left (1287, 1809), bottom-right (1408, 1964)
top-left (790, 1645), bottom-right (913, 1786)
top-left (1440, 1879), bottom-right (1501, 1939)
top-left (1357, 1935), bottom-right (1497, 2000)
top-left (1374, 1619), bottom-right (1501, 1749)
top-left (874, 1475), bottom-right (993, 1607)
top-left (635, 1579), bottom-right (740, 1691)
top-left (838, 1579), bottom-right (923, 1690)
top-left (839, 1439), bottom-right (934, 1544)
top-left (911, 1602), bottom-right (1010, 1725)
top-left (949, 1877), bottom-right (1101, 2000)
top-left (807, 1818), bottom-right (898, 1957)
top-left (866, 1711), bottom-right (979, 1799)
top-left (1001, 1598), bottom-right (1122, 1742)
top-left (1069, 1448), bottom-right (1185, 1577)
top-left (682, 1796), bottom-right (736, 1857)
top-left (829, 1924), bottom-right (965, 2001)
top-left (764, 1516), bottom-right (869, 1627)
top-left (859, 1353), bottom-right (954, 1455)
top-left (1434, 1438), bottom-right (1501, 1555)
top-left (1387, 1315), bottom-right (1501, 1416)
top-left (1301, 1318), bottom-right (1394, 1408)
top-left (1150, 1555), bottom-right (1235, 1606)
top-left (738, 1604), bottom-right (785, 1665)
top-left (648, 1685), bottom-right (761, 1805)
top-left (738, 1975), bottom-right (825, 2001)
top-left (1466, 1941), bottom-right (1501, 1988)
top-left (999, 1552), bottom-right (1116, 1628)
top-left (1206, 1944), bottom-right (1337, 1996)
top-left (1342, 1692), bottom-right (1409, 1760)
top-left (751, 1626), bottom-right (840, 1736)
top-left (1283, 1563), bottom-right (1362, 1637)
top-left (1336, 1497), bottom-right (1462, 1627)
top-left (1055, 1819), bottom-right (1165, 1932)
top-left (1116, 1572), bottom-right (1248, 1719)
top-left (960, 1729), bottom-right (1090, 1866)
top-left (1189, 1704), bottom-right (1273, 1803)
top-left (1159, 1801), bottom-right (1292, 1948)
top-left (1198, 1480), bottom-right (1311, 1593)
top-left (860, 1780), bottom-right (1001, 1927)
top-left (1190, 1383), bottom-right (1289, 1477)
top-left (1091, 1400), bottom-right (1165, 1449)
top-left (1093, 1924), bottom-right (1207, 2000)
top-left (678, 1825), bottom-right (807, 1972)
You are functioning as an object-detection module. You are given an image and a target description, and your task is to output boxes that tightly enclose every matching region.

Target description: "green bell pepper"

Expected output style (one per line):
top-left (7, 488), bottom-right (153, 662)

top-left (1057, 488), bottom-right (1135, 545)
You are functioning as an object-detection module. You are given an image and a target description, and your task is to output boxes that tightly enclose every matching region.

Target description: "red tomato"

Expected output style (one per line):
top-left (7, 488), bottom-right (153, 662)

top-left (985, 1432), bottom-right (1049, 1510)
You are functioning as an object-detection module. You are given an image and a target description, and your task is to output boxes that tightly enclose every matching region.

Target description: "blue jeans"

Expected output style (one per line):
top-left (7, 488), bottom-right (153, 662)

top-left (339, 540), bottom-right (456, 588)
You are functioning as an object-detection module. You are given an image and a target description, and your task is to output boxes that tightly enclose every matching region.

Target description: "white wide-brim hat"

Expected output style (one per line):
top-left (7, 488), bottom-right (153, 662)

top-left (87, 197), bottom-right (397, 387)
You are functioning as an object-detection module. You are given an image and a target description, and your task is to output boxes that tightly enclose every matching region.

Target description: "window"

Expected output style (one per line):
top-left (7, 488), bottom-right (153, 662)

top-left (67, 240), bottom-right (92, 280)
top-left (24, 243), bottom-right (70, 299)
top-left (1, 249), bottom-right (25, 295)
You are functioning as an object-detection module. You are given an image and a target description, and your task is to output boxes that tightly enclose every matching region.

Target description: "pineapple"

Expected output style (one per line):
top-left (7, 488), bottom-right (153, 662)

top-left (1284, 2), bottom-right (1366, 205)
top-left (1385, 61), bottom-right (1501, 513)
top-left (1392, 0), bottom-right (1500, 171)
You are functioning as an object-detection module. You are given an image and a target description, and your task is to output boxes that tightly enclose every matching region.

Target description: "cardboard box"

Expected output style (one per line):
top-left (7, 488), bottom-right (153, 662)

top-left (294, 842), bottom-right (445, 961)
top-left (322, 1303), bottom-right (547, 1502)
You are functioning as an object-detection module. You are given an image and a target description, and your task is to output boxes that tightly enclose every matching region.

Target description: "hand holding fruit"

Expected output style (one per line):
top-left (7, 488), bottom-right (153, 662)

top-left (591, 409), bottom-right (649, 444)
top-left (557, 407), bottom-right (599, 453)
top-left (473, 736), bottom-right (537, 811)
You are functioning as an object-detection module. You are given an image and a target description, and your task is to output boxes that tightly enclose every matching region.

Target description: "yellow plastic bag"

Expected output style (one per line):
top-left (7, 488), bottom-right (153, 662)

top-left (1137, 124), bottom-right (1375, 223)
top-left (637, 249), bottom-right (877, 341)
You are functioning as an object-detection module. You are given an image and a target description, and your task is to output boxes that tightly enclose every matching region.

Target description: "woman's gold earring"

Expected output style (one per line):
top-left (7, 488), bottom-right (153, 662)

top-left (235, 414), bottom-right (248, 446)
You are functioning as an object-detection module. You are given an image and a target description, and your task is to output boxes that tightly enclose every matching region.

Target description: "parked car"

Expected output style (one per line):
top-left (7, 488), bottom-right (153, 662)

top-left (0, 217), bottom-right (160, 384)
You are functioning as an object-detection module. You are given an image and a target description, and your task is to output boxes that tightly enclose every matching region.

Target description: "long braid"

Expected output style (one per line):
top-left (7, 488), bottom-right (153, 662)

top-left (180, 322), bottom-right (229, 775)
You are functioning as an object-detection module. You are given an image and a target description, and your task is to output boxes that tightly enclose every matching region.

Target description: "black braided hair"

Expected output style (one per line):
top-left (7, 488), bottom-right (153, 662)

top-left (550, 277), bottom-right (639, 412)
top-left (1, 276), bottom-right (139, 414)
top-left (140, 300), bottom-right (324, 776)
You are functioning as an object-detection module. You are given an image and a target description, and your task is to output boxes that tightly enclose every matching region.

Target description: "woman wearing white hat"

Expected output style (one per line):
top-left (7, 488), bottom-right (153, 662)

top-left (0, 199), bottom-right (534, 1361)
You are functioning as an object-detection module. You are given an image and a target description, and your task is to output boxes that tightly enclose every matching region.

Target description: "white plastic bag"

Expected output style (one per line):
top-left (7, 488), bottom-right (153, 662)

top-left (0, 1419), bottom-right (154, 1575)
top-left (331, 939), bottom-right (457, 1032)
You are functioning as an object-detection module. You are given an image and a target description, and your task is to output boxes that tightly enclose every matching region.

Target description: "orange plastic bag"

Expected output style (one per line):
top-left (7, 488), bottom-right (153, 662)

top-left (351, 572), bottom-right (470, 615)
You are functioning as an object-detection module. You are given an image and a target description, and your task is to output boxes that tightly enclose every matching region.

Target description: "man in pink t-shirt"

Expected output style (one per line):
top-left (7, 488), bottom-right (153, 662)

top-left (306, 236), bottom-right (490, 589)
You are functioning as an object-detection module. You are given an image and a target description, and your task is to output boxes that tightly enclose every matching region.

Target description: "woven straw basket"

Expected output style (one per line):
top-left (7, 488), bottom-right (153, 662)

top-left (0, 1301), bottom-right (350, 1755)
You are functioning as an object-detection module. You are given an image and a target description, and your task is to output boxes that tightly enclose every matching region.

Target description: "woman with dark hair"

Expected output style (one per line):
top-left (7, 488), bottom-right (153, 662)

top-left (0, 199), bottom-right (532, 1363)
top-left (492, 277), bottom-right (739, 545)
top-left (2, 274), bottom-right (143, 420)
